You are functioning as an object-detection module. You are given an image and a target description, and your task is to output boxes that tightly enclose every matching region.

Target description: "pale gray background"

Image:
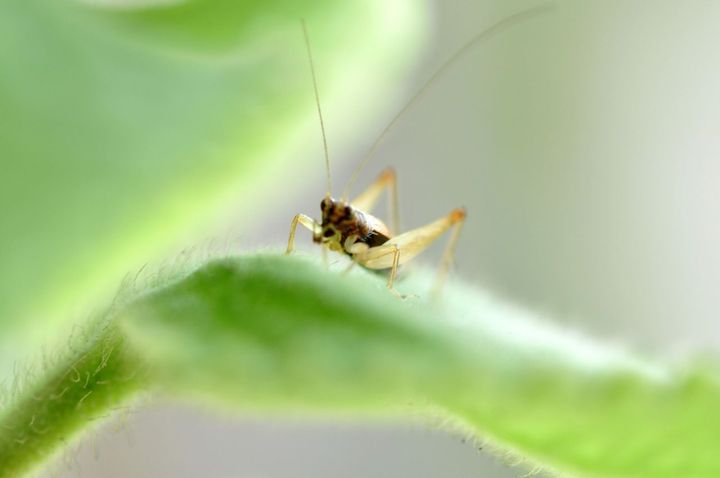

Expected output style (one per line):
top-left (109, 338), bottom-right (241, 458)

top-left (58, 1), bottom-right (720, 477)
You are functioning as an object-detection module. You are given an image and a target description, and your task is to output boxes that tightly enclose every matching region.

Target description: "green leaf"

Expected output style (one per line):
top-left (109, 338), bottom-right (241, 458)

top-left (0, 0), bottom-right (427, 372)
top-left (0, 321), bottom-right (145, 478)
top-left (3, 253), bottom-right (719, 477)
top-left (115, 254), bottom-right (720, 478)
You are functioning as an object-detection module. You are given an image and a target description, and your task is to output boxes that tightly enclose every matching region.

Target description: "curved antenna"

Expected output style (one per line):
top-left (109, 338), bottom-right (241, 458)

top-left (301, 19), bottom-right (332, 197)
top-left (342, 3), bottom-right (554, 200)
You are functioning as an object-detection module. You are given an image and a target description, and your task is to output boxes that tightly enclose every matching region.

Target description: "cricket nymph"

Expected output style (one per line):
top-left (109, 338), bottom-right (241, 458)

top-left (286, 18), bottom-right (501, 296)
top-left (314, 197), bottom-right (391, 255)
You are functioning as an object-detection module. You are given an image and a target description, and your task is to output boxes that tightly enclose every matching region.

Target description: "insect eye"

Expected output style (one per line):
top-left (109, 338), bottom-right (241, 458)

top-left (323, 229), bottom-right (335, 238)
top-left (320, 199), bottom-right (328, 211)
top-left (344, 206), bottom-right (352, 216)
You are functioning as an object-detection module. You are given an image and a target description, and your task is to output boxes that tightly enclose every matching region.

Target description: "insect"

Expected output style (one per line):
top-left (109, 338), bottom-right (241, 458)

top-left (287, 8), bottom-right (551, 296)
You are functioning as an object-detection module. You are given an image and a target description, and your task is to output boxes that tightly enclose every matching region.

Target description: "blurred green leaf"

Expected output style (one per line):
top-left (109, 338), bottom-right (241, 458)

top-left (0, 0), bottom-right (426, 373)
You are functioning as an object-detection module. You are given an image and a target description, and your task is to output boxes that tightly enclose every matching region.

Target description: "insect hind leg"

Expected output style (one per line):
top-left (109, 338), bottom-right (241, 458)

top-left (433, 208), bottom-right (466, 296)
top-left (354, 207), bottom-right (466, 297)
top-left (349, 168), bottom-right (399, 235)
top-left (360, 244), bottom-right (404, 298)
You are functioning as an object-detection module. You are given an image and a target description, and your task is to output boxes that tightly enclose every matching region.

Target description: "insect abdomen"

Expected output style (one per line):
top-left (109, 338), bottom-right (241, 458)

top-left (362, 230), bottom-right (390, 248)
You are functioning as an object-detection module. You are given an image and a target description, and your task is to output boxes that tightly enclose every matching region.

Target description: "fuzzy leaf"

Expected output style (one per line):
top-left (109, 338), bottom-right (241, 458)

top-left (116, 254), bottom-right (720, 478)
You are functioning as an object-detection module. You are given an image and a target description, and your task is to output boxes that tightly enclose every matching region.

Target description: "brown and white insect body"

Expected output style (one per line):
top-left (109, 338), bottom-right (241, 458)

top-left (287, 9), bottom-right (549, 296)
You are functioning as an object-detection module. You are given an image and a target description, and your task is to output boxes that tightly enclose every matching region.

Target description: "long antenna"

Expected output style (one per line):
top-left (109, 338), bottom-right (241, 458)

top-left (301, 19), bottom-right (332, 197)
top-left (342, 3), bottom-right (554, 200)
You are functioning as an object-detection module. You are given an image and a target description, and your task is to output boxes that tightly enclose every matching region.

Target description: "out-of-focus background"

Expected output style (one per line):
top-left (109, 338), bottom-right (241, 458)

top-left (54, 0), bottom-right (720, 476)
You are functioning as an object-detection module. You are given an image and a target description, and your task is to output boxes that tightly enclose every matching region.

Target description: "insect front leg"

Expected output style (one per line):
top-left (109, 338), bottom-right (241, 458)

top-left (285, 213), bottom-right (318, 254)
top-left (350, 168), bottom-right (399, 235)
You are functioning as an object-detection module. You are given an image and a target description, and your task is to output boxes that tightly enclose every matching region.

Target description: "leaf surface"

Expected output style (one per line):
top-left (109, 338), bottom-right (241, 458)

top-left (118, 254), bottom-right (720, 478)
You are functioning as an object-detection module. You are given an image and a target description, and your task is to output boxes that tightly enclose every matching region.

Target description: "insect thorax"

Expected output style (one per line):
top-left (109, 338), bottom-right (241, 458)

top-left (316, 197), bottom-right (390, 252)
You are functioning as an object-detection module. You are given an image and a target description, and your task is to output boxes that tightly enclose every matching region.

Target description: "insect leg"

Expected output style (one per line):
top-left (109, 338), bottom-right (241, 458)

top-left (285, 213), bottom-right (318, 254)
top-left (337, 235), bottom-right (365, 275)
top-left (356, 208), bottom-right (466, 293)
top-left (321, 245), bottom-right (328, 268)
top-left (350, 168), bottom-right (399, 235)
top-left (351, 244), bottom-right (402, 295)
top-left (433, 210), bottom-right (466, 295)
top-left (387, 245), bottom-right (401, 292)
